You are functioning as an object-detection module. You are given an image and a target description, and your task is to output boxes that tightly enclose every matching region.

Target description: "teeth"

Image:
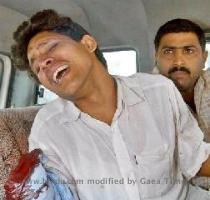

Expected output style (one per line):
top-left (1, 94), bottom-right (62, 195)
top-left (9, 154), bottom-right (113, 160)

top-left (53, 65), bottom-right (69, 83)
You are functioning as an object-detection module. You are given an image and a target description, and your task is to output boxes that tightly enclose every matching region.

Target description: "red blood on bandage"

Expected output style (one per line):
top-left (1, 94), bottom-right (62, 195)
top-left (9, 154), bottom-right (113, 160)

top-left (4, 149), bottom-right (42, 200)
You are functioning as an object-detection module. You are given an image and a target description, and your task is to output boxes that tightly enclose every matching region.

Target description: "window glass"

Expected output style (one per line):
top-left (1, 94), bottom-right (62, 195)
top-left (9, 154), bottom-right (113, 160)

top-left (103, 49), bottom-right (137, 76)
top-left (36, 85), bottom-right (58, 105)
top-left (205, 43), bottom-right (210, 70)
top-left (36, 48), bottom-right (138, 104)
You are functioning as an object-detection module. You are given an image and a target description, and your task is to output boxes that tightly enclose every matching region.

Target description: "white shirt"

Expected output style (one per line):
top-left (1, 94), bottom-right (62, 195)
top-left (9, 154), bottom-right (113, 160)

top-left (29, 73), bottom-right (210, 200)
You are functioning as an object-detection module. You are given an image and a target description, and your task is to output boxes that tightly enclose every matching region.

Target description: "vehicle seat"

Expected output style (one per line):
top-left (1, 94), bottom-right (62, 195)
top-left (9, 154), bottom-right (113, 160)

top-left (0, 106), bottom-right (40, 198)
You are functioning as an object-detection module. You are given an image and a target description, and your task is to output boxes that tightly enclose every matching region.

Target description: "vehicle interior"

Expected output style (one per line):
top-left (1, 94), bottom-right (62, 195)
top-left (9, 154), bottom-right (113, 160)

top-left (1, 0), bottom-right (210, 197)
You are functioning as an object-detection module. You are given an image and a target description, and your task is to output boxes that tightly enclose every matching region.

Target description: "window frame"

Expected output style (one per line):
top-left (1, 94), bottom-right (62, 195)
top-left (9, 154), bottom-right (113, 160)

top-left (0, 53), bottom-right (12, 108)
top-left (204, 32), bottom-right (210, 70)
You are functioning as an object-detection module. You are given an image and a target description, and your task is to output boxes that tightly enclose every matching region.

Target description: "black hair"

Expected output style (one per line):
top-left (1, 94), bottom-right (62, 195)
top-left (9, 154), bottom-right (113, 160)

top-left (154, 18), bottom-right (206, 51)
top-left (12, 9), bottom-right (107, 82)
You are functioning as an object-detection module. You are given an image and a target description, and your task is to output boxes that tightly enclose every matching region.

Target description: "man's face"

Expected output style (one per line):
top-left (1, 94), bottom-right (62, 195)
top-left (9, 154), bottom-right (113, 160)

top-left (27, 31), bottom-right (97, 100)
top-left (155, 32), bottom-right (208, 92)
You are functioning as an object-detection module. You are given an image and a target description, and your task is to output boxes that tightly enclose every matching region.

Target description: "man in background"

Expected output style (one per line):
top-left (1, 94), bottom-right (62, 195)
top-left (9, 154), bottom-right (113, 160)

top-left (154, 18), bottom-right (210, 143)
top-left (154, 18), bottom-right (210, 188)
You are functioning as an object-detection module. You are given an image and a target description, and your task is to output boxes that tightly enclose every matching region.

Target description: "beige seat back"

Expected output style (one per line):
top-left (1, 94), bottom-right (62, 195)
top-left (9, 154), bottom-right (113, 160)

top-left (0, 106), bottom-right (40, 198)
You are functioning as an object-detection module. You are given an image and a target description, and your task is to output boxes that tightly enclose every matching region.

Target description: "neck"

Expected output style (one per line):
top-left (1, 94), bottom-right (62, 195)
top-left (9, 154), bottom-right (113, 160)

top-left (181, 89), bottom-right (196, 113)
top-left (74, 62), bottom-right (117, 125)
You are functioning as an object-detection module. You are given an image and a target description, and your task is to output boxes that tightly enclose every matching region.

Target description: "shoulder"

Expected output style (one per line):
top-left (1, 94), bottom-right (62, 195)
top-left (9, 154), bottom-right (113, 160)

top-left (203, 68), bottom-right (210, 75)
top-left (31, 98), bottom-right (69, 132)
top-left (115, 73), bottom-right (178, 109)
top-left (29, 97), bottom-right (71, 149)
top-left (202, 69), bottom-right (210, 80)
top-left (116, 72), bottom-right (174, 91)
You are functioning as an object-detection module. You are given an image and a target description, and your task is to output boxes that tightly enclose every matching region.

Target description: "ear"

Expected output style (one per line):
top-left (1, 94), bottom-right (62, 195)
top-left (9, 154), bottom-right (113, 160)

top-left (154, 51), bottom-right (159, 67)
top-left (80, 35), bottom-right (97, 52)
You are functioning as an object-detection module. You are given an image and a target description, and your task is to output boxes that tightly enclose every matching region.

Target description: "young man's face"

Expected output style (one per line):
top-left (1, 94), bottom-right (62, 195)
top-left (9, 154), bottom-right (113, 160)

top-left (155, 32), bottom-right (208, 92)
top-left (27, 31), bottom-right (97, 100)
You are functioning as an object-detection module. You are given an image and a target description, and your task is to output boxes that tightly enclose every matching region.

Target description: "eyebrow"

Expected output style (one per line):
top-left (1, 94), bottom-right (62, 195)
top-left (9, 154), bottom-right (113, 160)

top-left (28, 40), bottom-right (58, 65)
top-left (161, 45), bottom-right (197, 50)
top-left (28, 41), bottom-right (49, 51)
top-left (37, 41), bottom-right (49, 49)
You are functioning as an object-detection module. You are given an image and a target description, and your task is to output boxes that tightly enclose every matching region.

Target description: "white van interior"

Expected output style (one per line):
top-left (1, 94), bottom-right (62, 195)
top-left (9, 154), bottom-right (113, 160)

top-left (0, 0), bottom-right (210, 197)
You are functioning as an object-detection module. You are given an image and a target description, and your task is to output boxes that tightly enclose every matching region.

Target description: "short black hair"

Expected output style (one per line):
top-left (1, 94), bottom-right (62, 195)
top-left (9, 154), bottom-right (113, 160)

top-left (12, 9), bottom-right (107, 82)
top-left (154, 18), bottom-right (206, 51)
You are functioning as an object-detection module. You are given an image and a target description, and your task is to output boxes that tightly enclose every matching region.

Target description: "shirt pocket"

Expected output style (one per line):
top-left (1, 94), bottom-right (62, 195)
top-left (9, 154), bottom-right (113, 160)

top-left (136, 144), bottom-right (172, 199)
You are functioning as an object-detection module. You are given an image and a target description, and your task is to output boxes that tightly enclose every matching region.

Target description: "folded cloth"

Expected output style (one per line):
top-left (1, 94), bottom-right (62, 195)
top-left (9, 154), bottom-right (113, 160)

top-left (4, 149), bottom-right (75, 200)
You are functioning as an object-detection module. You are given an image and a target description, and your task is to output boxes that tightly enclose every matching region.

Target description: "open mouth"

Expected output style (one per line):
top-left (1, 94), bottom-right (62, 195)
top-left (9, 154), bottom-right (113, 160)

top-left (53, 65), bottom-right (70, 83)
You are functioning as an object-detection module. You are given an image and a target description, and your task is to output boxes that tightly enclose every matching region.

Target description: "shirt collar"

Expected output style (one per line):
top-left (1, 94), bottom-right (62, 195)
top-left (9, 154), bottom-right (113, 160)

top-left (59, 98), bottom-right (80, 124)
top-left (194, 69), bottom-right (210, 113)
top-left (201, 69), bottom-right (210, 89)
top-left (114, 75), bottom-right (145, 106)
top-left (59, 75), bottom-right (146, 124)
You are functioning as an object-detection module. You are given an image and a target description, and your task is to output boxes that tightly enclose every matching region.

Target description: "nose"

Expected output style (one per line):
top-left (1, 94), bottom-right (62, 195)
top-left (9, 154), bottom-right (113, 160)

top-left (38, 57), bottom-right (54, 71)
top-left (173, 49), bottom-right (184, 66)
